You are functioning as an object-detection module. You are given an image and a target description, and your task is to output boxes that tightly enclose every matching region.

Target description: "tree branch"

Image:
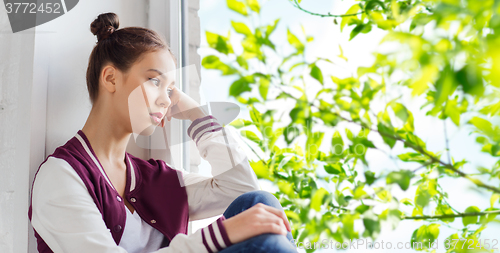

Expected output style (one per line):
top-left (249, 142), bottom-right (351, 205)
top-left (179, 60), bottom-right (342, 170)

top-left (402, 210), bottom-right (500, 220)
top-left (333, 113), bottom-right (500, 194)
top-left (270, 86), bottom-right (500, 194)
top-left (290, 0), bottom-right (365, 18)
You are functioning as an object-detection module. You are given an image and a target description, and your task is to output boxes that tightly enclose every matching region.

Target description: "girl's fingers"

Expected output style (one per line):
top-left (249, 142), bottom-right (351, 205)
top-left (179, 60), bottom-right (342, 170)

top-left (252, 213), bottom-right (286, 235)
top-left (259, 205), bottom-right (292, 232)
top-left (260, 221), bottom-right (287, 235)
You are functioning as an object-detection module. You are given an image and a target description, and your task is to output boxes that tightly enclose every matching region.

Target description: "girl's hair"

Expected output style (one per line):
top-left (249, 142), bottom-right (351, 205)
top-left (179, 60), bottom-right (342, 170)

top-left (86, 12), bottom-right (175, 104)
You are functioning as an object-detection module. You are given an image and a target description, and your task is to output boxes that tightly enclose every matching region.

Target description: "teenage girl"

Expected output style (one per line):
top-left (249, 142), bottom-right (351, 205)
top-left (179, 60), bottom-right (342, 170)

top-left (28, 12), bottom-right (297, 253)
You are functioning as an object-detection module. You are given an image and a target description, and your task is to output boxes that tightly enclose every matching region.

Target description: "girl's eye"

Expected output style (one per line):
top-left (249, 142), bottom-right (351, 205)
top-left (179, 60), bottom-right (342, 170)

top-left (167, 88), bottom-right (173, 97)
top-left (149, 78), bottom-right (160, 87)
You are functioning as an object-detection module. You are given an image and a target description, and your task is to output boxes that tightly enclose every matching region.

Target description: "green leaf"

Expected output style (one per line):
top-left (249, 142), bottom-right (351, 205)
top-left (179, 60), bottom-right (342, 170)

top-left (370, 10), bottom-right (398, 30)
top-left (340, 4), bottom-right (361, 32)
top-left (400, 198), bottom-right (414, 206)
top-left (229, 119), bottom-right (253, 128)
top-left (258, 78), bottom-right (270, 100)
top-left (456, 65), bottom-right (484, 96)
top-left (227, 0), bottom-right (248, 16)
top-left (310, 188), bottom-right (328, 211)
top-left (289, 106), bottom-right (307, 124)
top-left (231, 21), bottom-right (253, 36)
top-left (250, 160), bottom-right (272, 180)
top-left (377, 122), bottom-right (396, 148)
top-left (206, 31), bottom-right (234, 54)
top-left (248, 105), bottom-right (263, 128)
top-left (284, 210), bottom-right (300, 221)
top-left (284, 125), bottom-right (300, 145)
top-left (337, 45), bottom-right (348, 61)
top-left (345, 128), bottom-right (354, 141)
top-left (470, 117), bottom-right (498, 140)
top-left (435, 204), bottom-right (455, 223)
top-left (491, 194), bottom-right (500, 208)
top-left (340, 213), bottom-right (359, 238)
top-left (266, 19), bottom-right (280, 37)
top-left (287, 29), bottom-right (304, 53)
top-left (201, 55), bottom-right (237, 75)
top-left (390, 102), bottom-right (409, 123)
top-left (236, 56), bottom-right (248, 70)
top-left (434, 66), bottom-right (457, 106)
top-left (415, 185), bottom-right (431, 208)
top-left (386, 170), bottom-right (413, 191)
top-left (480, 207), bottom-right (499, 224)
top-left (241, 130), bottom-right (261, 144)
top-left (411, 224), bottom-right (440, 250)
top-left (380, 209), bottom-right (401, 229)
top-left (365, 0), bottom-right (386, 11)
top-left (356, 204), bottom-right (370, 214)
top-left (443, 97), bottom-right (463, 126)
top-left (229, 77), bottom-right (252, 97)
top-left (398, 152), bottom-right (428, 163)
top-left (363, 213), bottom-right (381, 238)
top-left (374, 187), bottom-right (392, 202)
top-left (409, 64), bottom-right (438, 96)
top-left (331, 131), bottom-right (344, 154)
top-left (364, 171), bottom-right (376, 185)
top-left (246, 0), bottom-right (260, 13)
top-left (462, 206), bottom-right (481, 226)
top-left (325, 162), bottom-right (345, 175)
top-left (306, 132), bottom-right (324, 162)
top-left (350, 24), bottom-right (366, 40)
top-left (310, 64), bottom-right (324, 84)
top-left (353, 186), bottom-right (368, 199)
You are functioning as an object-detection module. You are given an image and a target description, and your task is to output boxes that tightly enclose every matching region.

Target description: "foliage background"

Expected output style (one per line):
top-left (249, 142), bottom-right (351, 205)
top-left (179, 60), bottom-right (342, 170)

top-left (196, 0), bottom-right (500, 252)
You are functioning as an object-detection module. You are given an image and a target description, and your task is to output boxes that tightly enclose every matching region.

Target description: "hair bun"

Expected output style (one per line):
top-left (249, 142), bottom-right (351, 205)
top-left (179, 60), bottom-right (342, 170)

top-left (90, 12), bottom-right (119, 42)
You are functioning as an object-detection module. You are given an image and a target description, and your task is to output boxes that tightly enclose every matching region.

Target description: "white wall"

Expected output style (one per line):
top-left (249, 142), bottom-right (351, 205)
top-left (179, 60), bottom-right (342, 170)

top-left (0, 0), bottom-right (202, 252)
top-left (0, 6), bottom-right (35, 253)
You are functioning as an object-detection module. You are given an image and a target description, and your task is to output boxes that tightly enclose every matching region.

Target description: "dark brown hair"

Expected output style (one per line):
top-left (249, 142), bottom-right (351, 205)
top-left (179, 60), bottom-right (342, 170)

top-left (86, 12), bottom-right (175, 104)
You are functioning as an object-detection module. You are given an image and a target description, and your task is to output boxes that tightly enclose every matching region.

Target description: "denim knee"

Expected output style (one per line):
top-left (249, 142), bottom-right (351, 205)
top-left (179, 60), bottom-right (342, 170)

top-left (236, 190), bottom-right (282, 210)
top-left (223, 190), bottom-right (286, 221)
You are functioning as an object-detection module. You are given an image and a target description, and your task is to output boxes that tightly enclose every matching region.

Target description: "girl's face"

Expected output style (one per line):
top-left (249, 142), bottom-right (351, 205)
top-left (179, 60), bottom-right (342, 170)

top-left (117, 49), bottom-right (176, 136)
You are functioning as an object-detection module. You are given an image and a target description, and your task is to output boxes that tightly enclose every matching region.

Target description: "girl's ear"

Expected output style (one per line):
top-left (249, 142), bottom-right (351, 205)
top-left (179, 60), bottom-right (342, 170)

top-left (102, 65), bottom-right (117, 93)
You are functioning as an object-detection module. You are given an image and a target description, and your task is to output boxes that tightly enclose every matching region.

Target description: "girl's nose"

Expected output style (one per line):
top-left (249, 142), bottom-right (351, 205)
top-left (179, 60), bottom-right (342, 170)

top-left (158, 89), bottom-right (171, 108)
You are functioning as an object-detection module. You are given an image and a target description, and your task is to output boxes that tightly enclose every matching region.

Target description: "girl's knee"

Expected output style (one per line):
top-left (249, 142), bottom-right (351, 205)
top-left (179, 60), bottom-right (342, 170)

top-left (223, 190), bottom-right (284, 219)
top-left (239, 190), bottom-right (281, 209)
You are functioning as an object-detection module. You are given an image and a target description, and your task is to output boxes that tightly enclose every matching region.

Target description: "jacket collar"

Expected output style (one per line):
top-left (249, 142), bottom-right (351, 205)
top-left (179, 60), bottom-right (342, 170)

top-left (74, 130), bottom-right (138, 193)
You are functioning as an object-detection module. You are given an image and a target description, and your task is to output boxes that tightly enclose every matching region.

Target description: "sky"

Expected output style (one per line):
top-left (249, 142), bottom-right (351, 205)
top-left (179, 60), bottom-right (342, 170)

top-left (192, 0), bottom-right (500, 251)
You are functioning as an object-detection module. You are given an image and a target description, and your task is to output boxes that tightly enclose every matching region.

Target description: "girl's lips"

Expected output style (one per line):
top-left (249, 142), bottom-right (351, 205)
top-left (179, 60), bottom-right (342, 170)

top-left (149, 113), bottom-right (163, 124)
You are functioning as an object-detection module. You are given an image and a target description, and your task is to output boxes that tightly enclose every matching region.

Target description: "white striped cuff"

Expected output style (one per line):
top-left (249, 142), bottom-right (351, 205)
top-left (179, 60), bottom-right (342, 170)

top-left (187, 115), bottom-right (223, 145)
top-left (201, 215), bottom-right (233, 253)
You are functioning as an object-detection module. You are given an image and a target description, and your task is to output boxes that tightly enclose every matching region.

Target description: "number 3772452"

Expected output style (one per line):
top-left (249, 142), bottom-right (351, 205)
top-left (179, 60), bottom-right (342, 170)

top-left (445, 238), bottom-right (498, 250)
top-left (5, 3), bottom-right (62, 14)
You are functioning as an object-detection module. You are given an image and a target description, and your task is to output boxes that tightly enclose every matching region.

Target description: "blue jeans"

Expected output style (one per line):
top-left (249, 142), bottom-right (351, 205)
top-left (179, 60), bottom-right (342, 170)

top-left (218, 190), bottom-right (298, 253)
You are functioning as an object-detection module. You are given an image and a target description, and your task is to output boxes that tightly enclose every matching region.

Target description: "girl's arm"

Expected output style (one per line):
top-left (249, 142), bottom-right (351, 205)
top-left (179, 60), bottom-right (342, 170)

top-left (31, 156), bottom-right (232, 252)
top-left (164, 86), bottom-right (260, 220)
top-left (174, 115), bottom-right (261, 221)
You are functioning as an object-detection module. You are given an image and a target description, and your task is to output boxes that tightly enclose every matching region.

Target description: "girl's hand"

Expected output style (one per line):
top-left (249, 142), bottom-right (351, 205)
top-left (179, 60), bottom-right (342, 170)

top-left (165, 86), bottom-right (208, 122)
top-left (221, 203), bottom-right (292, 245)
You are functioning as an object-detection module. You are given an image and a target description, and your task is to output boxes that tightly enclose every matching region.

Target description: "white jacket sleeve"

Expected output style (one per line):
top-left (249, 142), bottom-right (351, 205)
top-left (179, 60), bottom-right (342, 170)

top-left (177, 115), bottom-right (261, 221)
top-left (31, 157), bottom-right (233, 253)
